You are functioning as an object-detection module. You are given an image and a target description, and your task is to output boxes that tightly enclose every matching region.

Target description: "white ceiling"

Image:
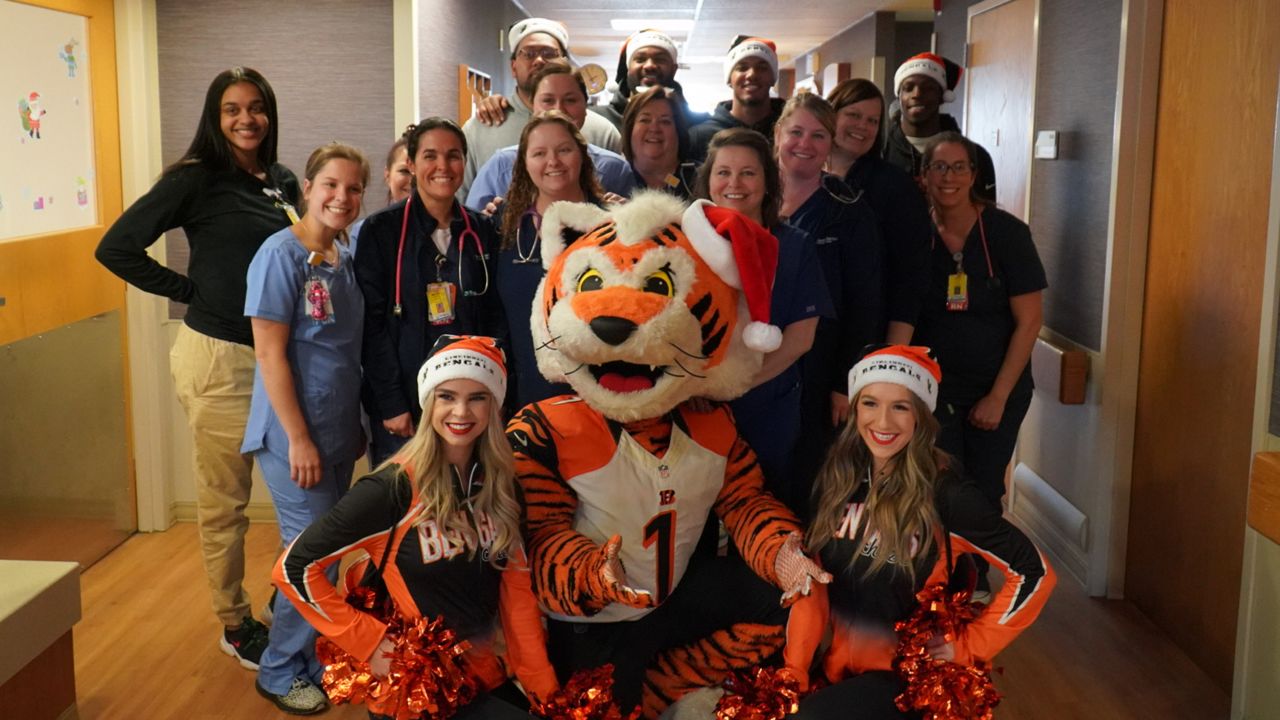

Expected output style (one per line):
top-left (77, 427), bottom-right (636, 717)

top-left (512, 0), bottom-right (933, 111)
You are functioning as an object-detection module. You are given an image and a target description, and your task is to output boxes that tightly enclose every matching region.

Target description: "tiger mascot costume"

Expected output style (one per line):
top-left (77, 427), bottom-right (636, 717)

top-left (506, 191), bottom-right (829, 718)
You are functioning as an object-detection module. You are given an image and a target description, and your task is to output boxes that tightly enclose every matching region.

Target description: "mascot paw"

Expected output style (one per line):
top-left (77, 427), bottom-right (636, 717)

top-left (597, 534), bottom-right (656, 609)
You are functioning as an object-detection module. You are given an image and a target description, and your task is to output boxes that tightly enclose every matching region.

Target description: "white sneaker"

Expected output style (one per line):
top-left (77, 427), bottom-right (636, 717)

top-left (256, 677), bottom-right (329, 715)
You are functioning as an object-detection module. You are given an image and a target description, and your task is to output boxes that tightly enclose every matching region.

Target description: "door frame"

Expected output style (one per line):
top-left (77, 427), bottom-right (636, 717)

top-left (964, 0), bottom-right (1040, 224)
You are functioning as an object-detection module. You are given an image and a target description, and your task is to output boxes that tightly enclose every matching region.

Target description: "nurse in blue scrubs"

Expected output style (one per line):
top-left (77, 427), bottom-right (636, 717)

top-left (241, 143), bottom-right (369, 715)
top-left (694, 128), bottom-right (832, 509)
top-left (775, 93), bottom-right (884, 519)
top-left (496, 111), bottom-right (605, 409)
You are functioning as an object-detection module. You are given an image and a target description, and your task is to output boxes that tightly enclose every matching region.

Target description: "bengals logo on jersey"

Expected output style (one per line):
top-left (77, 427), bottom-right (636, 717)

top-left (531, 191), bottom-right (766, 422)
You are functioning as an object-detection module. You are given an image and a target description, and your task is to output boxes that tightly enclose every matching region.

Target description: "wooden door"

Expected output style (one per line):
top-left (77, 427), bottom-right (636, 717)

top-left (0, 0), bottom-right (134, 567)
top-left (965, 0), bottom-right (1036, 222)
top-left (1127, 0), bottom-right (1280, 691)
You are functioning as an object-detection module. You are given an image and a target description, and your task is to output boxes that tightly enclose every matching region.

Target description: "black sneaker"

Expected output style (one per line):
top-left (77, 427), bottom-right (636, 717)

top-left (220, 616), bottom-right (269, 670)
top-left (256, 677), bottom-right (329, 715)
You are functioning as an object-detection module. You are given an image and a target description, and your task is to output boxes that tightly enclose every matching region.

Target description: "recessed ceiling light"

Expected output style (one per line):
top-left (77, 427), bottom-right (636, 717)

top-left (609, 18), bottom-right (695, 32)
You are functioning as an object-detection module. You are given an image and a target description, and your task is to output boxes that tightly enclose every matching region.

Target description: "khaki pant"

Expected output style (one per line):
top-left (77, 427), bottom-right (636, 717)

top-left (170, 324), bottom-right (257, 627)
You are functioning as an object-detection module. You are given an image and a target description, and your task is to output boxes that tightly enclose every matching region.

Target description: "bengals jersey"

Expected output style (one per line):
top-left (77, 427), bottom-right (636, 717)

top-left (508, 397), bottom-right (800, 622)
top-left (273, 465), bottom-right (557, 700)
top-left (784, 469), bottom-right (1056, 681)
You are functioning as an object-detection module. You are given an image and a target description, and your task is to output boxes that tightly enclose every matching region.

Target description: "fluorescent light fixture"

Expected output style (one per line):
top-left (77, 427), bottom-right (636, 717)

top-left (610, 18), bottom-right (695, 32)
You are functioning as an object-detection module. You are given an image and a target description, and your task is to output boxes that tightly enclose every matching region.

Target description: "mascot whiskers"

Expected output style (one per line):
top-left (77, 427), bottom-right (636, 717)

top-left (506, 191), bottom-right (829, 718)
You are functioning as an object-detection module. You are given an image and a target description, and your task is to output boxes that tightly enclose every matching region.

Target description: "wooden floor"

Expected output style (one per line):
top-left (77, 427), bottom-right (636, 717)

top-left (73, 523), bottom-right (1230, 719)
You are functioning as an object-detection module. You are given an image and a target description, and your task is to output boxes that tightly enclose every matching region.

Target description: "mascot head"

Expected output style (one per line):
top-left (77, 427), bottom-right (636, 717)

top-left (532, 191), bottom-right (782, 422)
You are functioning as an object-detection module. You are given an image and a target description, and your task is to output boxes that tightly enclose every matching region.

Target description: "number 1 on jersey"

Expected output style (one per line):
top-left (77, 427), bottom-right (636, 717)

top-left (643, 510), bottom-right (676, 603)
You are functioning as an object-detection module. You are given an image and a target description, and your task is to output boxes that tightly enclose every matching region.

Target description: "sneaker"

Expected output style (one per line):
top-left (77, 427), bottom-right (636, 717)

top-left (220, 616), bottom-right (269, 670)
top-left (256, 677), bottom-right (329, 715)
top-left (262, 588), bottom-right (279, 627)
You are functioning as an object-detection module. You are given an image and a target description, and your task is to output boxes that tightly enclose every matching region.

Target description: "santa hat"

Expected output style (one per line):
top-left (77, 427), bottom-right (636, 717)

top-left (508, 18), bottom-right (569, 57)
top-left (614, 29), bottom-right (679, 89)
top-left (847, 345), bottom-right (942, 411)
top-left (724, 36), bottom-right (778, 83)
top-left (894, 52), bottom-right (963, 103)
top-left (28, 92), bottom-right (40, 102)
top-left (681, 199), bottom-right (782, 352)
top-left (416, 336), bottom-right (508, 409)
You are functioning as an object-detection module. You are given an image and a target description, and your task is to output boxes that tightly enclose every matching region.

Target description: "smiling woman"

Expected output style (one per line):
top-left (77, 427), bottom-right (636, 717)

top-left (496, 111), bottom-right (605, 409)
top-left (353, 117), bottom-right (507, 465)
top-left (94, 66), bottom-right (297, 677)
top-left (240, 142), bottom-right (370, 715)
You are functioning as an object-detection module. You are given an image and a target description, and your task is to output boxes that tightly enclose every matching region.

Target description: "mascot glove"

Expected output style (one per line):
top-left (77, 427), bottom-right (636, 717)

top-left (593, 534), bottom-right (656, 609)
top-left (775, 532), bottom-right (832, 608)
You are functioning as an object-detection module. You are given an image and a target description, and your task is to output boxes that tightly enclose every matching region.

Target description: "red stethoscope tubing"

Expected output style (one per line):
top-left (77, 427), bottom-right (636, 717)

top-left (392, 198), bottom-right (487, 316)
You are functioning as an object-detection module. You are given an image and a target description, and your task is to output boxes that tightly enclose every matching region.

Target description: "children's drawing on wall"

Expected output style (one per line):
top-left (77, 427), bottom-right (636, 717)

top-left (58, 39), bottom-right (79, 78)
top-left (1, 2), bottom-right (94, 240)
top-left (19, 91), bottom-right (46, 140)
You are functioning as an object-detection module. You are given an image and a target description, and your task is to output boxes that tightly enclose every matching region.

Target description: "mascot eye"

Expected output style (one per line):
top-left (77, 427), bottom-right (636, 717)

top-left (577, 269), bottom-right (605, 293)
top-left (643, 270), bottom-right (675, 297)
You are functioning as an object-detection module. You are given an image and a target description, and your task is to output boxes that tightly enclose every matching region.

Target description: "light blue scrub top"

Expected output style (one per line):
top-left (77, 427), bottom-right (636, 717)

top-left (242, 227), bottom-right (365, 465)
top-left (464, 143), bottom-right (636, 210)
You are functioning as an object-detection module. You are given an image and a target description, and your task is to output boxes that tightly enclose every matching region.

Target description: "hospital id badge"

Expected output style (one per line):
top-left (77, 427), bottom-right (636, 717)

top-left (946, 272), bottom-right (969, 311)
top-left (426, 281), bottom-right (457, 325)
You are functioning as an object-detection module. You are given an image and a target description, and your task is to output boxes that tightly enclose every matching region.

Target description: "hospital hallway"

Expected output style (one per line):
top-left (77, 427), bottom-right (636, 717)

top-left (66, 522), bottom-right (1228, 719)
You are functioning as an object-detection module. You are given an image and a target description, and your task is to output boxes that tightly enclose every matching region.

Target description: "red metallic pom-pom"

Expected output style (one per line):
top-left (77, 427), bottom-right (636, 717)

top-left (892, 583), bottom-right (1001, 720)
top-left (532, 665), bottom-right (640, 720)
top-left (317, 614), bottom-right (479, 720)
top-left (714, 666), bottom-right (802, 720)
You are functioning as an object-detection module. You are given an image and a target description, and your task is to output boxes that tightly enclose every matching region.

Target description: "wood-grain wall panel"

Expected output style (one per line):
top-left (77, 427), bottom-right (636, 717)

top-left (1127, 0), bottom-right (1280, 690)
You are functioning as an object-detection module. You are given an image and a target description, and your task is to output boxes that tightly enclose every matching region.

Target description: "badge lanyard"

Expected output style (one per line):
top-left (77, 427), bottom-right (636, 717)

top-left (393, 198), bottom-right (490, 318)
top-left (933, 211), bottom-right (993, 312)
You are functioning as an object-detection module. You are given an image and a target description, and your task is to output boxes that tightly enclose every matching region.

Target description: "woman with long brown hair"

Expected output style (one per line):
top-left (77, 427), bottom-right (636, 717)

top-left (497, 110), bottom-right (604, 409)
top-left (784, 345), bottom-right (1055, 718)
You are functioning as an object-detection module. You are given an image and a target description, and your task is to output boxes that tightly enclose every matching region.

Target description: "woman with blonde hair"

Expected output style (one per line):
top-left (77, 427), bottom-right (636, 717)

top-left (783, 345), bottom-right (1055, 718)
top-left (275, 336), bottom-right (558, 719)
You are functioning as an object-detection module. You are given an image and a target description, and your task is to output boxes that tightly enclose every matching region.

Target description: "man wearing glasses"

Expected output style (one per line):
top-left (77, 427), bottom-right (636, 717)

top-left (459, 18), bottom-right (622, 200)
top-left (884, 52), bottom-right (997, 203)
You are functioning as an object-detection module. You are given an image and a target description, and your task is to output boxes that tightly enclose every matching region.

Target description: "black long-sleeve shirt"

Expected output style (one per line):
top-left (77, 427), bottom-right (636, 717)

top-left (95, 162), bottom-right (300, 345)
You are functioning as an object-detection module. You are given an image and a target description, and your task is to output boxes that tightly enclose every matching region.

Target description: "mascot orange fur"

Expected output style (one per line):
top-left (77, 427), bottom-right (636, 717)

top-left (506, 192), bottom-right (828, 718)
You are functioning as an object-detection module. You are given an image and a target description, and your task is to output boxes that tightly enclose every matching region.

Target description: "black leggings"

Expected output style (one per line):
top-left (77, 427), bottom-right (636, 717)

top-left (791, 672), bottom-right (915, 720)
top-left (546, 552), bottom-right (786, 713)
top-left (935, 389), bottom-right (1033, 509)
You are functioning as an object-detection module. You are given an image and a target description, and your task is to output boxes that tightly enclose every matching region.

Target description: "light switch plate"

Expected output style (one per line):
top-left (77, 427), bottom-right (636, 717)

top-left (1035, 130), bottom-right (1059, 159)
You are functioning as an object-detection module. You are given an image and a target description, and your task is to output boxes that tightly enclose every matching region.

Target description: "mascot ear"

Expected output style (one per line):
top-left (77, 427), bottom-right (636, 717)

top-left (681, 200), bottom-right (783, 353)
top-left (540, 201), bottom-right (611, 268)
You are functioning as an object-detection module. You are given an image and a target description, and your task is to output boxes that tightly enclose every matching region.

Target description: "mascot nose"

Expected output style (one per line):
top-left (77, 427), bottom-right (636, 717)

top-left (590, 316), bottom-right (637, 346)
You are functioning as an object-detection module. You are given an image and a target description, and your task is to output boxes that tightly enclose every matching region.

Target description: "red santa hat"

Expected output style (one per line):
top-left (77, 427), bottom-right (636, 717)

top-left (894, 52), bottom-right (964, 103)
top-left (681, 200), bottom-right (782, 352)
top-left (416, 335), bottom-right (508, 409)
top-left (847, 345), bottom-right (942, 411)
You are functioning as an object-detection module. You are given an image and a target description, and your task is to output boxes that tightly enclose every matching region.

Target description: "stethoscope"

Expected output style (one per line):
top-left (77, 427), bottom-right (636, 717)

top-left (932, 209), bottom-right (997, 284)
top-left (393, 197), bottom-right (490, 317)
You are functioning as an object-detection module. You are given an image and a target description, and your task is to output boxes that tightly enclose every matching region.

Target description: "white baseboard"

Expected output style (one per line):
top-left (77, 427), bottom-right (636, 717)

top-left (1010, 462), bottom-right (1089, 585)
top-left (170, 501), bottom-right (279, 524)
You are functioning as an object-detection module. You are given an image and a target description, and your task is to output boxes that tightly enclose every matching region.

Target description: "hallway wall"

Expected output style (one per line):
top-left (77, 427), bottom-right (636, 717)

top-left (417, 0), bottom-right (522, 119)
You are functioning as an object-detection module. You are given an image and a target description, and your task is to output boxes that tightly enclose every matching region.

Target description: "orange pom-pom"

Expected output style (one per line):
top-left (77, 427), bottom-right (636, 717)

top-left (714, 666), bottom-right (802, 720)
top-left (892, 583), bottom-right (1001, 720)
top-left (532, 665), bottom-right (640, 720)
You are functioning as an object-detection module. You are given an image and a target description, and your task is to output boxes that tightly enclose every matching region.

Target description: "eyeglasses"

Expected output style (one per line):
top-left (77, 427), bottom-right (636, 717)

top-left (925, 161), bottom-right (974, 177)
top-left (516, 47), bottom-right (563, 61)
